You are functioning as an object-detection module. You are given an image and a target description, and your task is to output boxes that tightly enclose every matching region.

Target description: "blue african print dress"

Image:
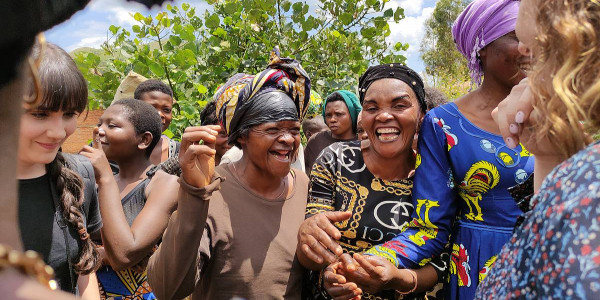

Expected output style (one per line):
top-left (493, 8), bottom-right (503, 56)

top-left (475, 141), bottom-right (600, 299)
top-left (365, 102), bottom-right (534, 300)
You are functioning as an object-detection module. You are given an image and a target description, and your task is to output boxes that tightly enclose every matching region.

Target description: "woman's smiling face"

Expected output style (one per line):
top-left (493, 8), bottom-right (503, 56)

top-left (240, 120), bottom-right (301, 178)
top-left (19, 109), bottom-right (79, 167)
top-left (96, 104), bottom-right (142, 161)
top-left (361, 78), bottom-right (422, 159)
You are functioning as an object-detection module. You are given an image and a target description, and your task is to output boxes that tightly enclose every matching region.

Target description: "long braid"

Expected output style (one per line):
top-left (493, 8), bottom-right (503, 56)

top-left (48, 153), bottom-right (100, 274)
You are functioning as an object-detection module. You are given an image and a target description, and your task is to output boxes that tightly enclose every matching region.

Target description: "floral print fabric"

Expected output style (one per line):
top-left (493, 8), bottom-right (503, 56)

top-left (476, 141), bottom-right (600, 299)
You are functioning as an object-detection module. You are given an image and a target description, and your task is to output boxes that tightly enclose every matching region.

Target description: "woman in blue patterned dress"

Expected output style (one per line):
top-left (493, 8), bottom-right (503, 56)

top-left (475, 0), bottom-right (600, 298)
top-left (361, 1), bottom-right (534, 299)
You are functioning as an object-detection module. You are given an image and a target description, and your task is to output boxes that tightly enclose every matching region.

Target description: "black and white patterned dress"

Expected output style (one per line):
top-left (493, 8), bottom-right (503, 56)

top-left (305, 140), bottom-right (448, 300)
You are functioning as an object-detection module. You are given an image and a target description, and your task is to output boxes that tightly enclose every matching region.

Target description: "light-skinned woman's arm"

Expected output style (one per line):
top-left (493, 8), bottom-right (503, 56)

top-left (78, 273), bottom-right (100, 300)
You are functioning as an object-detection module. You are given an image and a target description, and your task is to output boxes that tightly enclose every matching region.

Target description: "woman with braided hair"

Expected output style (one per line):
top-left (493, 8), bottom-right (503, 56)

top-left (17, 42), bottom-right (102, 298)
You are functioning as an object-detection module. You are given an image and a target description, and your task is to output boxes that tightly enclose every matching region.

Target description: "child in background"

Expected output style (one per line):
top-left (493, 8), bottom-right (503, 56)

top-left (301, 115), bottom-right (328, 141)
top-left (133, 80), bottom-right (180, 165)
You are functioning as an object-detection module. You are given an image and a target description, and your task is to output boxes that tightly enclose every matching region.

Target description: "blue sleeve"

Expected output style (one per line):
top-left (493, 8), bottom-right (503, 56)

top-left (365, 112), bottom-right (457, 268)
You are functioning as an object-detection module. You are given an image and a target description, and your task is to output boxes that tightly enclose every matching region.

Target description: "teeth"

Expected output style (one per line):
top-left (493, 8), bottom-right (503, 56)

top-left (376, 128), bottom-right (399, 134)
top-left (273, 151), bottom-right (290, 159)
top-left (377, 135), bottom-right (398, 141)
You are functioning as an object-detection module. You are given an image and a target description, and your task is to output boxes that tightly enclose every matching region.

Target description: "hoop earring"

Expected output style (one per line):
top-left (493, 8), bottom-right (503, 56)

top-left (23, 33), bottom-right (46, 107)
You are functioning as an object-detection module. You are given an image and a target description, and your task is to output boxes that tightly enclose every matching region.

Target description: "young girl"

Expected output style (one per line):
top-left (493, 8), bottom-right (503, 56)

top-left (17, 42), bottom-right (101, 298)
top-left (80, 99), bottom-right (179, 299)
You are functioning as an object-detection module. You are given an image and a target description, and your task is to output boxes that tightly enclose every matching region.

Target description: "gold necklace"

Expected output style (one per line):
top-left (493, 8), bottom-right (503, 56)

top-left (0, 244), bottom-right (57, 290)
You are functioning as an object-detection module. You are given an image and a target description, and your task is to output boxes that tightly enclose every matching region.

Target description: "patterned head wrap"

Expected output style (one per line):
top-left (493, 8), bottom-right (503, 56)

top-left (322, 90), bottom-right (362, 133)
top-left (215, 47), bottom-right (311, 146)
top-left (452, 0), bottom-right (520, 87)
top-left (358, 63), bottom-right (426, 113)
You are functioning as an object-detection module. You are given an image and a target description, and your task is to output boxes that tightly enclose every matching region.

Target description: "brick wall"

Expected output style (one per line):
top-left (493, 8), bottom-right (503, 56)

top-left (62, 109), bottom-right (104, 154)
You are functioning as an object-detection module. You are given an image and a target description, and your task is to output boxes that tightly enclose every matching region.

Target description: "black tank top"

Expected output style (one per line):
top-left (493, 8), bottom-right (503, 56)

top-left (121, 166), bottom-right (159, 225)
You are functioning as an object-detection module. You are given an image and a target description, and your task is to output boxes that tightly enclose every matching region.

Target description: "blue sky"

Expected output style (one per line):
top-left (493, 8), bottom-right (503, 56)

top-left (46, 0), bottom-right (438, 73)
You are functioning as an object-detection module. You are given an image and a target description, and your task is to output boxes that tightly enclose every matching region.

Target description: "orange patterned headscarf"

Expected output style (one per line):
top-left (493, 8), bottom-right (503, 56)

top-left (214, 47), bottom-right (311, 144)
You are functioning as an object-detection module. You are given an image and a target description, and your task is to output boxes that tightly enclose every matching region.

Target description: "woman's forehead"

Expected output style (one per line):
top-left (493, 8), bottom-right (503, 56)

top-left (364, 79), bottom-right (417, 101)
top-left (255, 119), bottom-right (300, 127)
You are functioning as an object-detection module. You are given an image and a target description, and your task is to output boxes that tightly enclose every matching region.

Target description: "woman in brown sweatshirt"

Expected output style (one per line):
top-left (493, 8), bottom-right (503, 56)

top-left (147, 50), bottom-right (312, 300)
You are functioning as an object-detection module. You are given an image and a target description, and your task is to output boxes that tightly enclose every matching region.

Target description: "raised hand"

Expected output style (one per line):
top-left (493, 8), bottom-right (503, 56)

top-left (297, 211), bottom-right (352, 265)
top-left (179, 125), bottom-right (221, 188)
top-left (79, 127), bottom-right (113, 182)
top-left (323, 261), bottom-right (362, 300)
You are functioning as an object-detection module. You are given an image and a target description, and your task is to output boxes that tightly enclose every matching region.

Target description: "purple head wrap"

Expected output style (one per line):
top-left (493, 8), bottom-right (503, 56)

top-left (452, 0), bottom-right (520, 86)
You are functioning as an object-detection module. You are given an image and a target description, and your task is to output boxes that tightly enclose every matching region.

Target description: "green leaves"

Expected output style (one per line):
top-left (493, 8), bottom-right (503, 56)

top-left (394, 7), bottom-right (404, 22)
top-left (174, 49), bottom-right (197, 68)
top-left (196, 83), bottom-right (208, 94)
top-left (75, 1), bottom-right (408, 140)
top-left (109, 25), bottom-right (119, 35)
top-left (360, 27), bottom-right (377, 38)
top-left (383, 8), bottom-right (393, 18)
top-left (148, 61), bottom-right (165, 77)
top-left (224, 2), bottom-right (237, 14)
top-left (205, 13), bottom-right (220, 28)
top-left (340, 13), bottom-right (353, 25)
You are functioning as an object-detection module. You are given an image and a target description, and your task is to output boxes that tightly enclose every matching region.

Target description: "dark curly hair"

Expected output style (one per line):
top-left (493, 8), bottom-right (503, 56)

top-left (111, 99), bottom-right (162, 157)
top-left (424, 87), bottom-right (449, 111)
top-left (134, 79), bottom-right (173, 100)
top-left (200, 100), bottom-right (219, 126)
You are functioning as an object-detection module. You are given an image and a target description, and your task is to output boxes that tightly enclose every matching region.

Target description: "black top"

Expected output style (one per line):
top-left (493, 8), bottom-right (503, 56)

top-left (305, 141), bottom-right (447, 300)
top-left (304, 130), bottom-right (356, 172)
top-left (19, 157), bottom-right (102, 294)
top-left (120, 166), bottom-right (157, 226)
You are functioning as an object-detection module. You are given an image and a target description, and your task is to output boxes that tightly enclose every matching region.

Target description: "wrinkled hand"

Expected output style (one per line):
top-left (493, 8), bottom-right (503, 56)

top-left (298, 211), bottom-right (352, 265)
top-left (342, 254), bottom-right (406, 294)
top-left (79, 127), bottom-right (113, 182)
top-left (179, 125), bottom-right (220, 188)
top-left (324, 262), bottom-right (362, 300)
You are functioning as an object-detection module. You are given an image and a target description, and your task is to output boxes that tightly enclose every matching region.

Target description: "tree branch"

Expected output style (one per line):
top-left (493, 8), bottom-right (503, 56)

top-left (291, 18), bottom-right (333, 55)
top-left (152, 25), bottom-right (178, 101)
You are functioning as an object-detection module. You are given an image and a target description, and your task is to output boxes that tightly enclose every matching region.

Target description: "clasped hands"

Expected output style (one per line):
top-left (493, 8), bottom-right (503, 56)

top-left (298, 212), bottom-right (416, 300)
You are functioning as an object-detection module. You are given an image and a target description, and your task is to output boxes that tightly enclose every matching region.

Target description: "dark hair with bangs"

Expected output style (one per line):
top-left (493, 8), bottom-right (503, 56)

top-left (111, 99), bottom-right (162, 157)
top-left (24, 42), bottom-right (101, 276)
top-left (27, 42), bottom-right (88, 114)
